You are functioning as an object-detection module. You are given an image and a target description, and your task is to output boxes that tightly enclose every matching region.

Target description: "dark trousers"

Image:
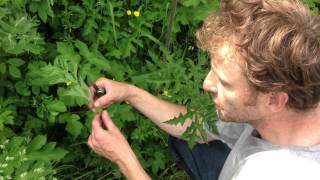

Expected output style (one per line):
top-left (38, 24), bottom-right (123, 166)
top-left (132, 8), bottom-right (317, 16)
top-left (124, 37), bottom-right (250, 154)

top-left (168, 136), bottom-right (231, 180)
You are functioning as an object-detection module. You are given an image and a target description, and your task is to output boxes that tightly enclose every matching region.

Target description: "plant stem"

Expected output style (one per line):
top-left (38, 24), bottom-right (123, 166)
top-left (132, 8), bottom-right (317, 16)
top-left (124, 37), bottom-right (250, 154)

top-left (165, 0), bottom-right (178, 51)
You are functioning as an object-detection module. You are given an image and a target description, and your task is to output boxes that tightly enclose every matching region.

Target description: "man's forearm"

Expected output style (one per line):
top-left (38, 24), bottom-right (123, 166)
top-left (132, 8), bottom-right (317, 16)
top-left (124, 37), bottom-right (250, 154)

top-left (126, 85), bottom-right (192, 138)
top-left (117, 152), bottom-right (151, 180)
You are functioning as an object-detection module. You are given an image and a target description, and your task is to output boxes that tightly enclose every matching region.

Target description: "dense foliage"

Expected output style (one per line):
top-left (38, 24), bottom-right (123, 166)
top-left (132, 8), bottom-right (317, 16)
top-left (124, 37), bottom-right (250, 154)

top-left (0, 0), bottom-right (319, 179)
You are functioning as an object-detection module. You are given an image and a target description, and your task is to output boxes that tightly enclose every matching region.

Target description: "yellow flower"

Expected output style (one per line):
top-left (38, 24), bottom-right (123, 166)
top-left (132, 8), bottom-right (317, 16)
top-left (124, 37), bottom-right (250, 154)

top-left (66, 81), bottom-right (72, 86)
top-left (133, 10), bottom-right (140, 17)
top-left (126, 10), bottom-right (132, 15)
top-left (162, 90), bottom-right (170, 97)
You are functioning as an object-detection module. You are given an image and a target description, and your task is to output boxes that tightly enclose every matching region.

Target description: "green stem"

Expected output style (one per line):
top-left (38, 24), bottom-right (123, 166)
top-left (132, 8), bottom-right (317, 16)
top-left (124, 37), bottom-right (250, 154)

top-left (165, 0), bottom-right (178, 50)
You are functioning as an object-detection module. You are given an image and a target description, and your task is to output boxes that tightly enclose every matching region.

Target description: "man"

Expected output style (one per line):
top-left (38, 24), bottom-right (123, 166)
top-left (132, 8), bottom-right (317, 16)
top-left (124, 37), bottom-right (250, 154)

top-left (87, 0), bottom-right (320, 179)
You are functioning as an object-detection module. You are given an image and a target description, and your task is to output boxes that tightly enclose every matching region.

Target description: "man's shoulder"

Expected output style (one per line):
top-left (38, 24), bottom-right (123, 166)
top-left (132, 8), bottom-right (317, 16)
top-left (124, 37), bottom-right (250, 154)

top-left (233, 149), bottom-right (320, 180)
top-left (215, 121), bottom-right (251, 148)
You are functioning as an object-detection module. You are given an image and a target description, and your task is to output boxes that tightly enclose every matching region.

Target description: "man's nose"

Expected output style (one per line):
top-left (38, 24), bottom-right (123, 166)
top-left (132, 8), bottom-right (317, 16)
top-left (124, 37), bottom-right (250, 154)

top-left (203, 72), bottom-right (218, 95)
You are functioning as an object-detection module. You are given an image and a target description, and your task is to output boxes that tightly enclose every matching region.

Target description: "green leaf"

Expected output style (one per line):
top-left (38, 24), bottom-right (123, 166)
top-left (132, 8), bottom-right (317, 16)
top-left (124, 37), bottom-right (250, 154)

top-left (8, 65), bottom-right (21, 78)
top-left (15, 81), bottom-right (31, 96)
top-left (165, 111), bottom-right (192, 125)
top-left (66, 118), bottom-right (83, 137)
top-left (75, 40), bottom-right (112, 72)
top-left (151, 151), bottom-right (166, 174)
top-left (58, 113), bottom-right (80, 124)
top-left (181, 0), bottom-right (201, 7)
top-left (0, 63), bottom-right (6, 74)
top-left (27, 147), bottom-right (68, 161)
top-left (28, 135), bottom-right (47, 151)
top-left (46, 100), bottom-right (67, 112)
top-left (8, 58), bottom-right (25, 67)
top-left (59, 84), bottom-right (89, 106)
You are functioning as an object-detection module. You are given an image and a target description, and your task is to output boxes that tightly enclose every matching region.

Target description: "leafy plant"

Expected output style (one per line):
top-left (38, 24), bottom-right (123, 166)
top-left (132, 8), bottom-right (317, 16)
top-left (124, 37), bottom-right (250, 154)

top-left (0, 0), bottom-right (318, 179)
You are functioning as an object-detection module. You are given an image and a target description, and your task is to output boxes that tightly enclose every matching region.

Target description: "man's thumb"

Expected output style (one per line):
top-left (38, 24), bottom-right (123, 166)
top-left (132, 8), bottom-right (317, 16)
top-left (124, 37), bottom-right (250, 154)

top-left (101, 111), bottom-right (116, 130)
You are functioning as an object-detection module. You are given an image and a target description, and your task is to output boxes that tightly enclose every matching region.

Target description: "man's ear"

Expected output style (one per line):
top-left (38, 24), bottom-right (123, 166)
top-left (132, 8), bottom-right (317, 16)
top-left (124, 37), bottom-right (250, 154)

top-left (267, 92), bottom-right (289, 112)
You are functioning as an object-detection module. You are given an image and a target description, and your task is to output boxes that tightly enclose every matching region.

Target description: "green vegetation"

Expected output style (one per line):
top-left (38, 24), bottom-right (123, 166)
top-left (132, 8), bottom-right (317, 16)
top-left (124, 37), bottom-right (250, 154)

top-left (0, 0), bottom-right (319, 179)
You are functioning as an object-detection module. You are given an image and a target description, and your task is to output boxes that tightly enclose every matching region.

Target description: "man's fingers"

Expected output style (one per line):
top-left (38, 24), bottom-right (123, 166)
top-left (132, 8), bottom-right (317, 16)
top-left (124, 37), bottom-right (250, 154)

top-left (92, 113), bottom-right (104, 133)
top-left (87, 86), bottom-right (96, 109)
top-left (94, 95), bottom-right (112, 108)
top-left (101, 111), bottom-right (116, 131)
top-left (88, 135), bottom-right (94, 148)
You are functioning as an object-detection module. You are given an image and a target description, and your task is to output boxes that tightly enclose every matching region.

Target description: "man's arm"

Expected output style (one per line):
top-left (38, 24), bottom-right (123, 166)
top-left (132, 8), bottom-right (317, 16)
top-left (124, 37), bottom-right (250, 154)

top-left (125, 84), bottom-right (192, 138)
top-left (91, 78), bottom-right (193, 138)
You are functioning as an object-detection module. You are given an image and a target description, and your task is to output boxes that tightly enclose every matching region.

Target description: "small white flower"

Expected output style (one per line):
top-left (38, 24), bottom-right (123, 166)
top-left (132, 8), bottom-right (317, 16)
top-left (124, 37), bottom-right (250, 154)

top-left (5, 156), bottom-right (14, 161)
top-left (34, 168), bottom-right (43, 173)
top-left (0, 163), bottom-right (8, 168)
top-left (20, 172), bottom-right (27, 178)
top-left (5, 176), bottom-right (12, 180)
top-left (0, 145), bottom-right (4, 149)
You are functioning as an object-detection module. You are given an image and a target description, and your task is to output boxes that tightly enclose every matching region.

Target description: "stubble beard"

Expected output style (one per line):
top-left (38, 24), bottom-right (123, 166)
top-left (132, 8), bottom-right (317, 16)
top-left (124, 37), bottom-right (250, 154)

top-left (216, 106), bottom-right (253, 123)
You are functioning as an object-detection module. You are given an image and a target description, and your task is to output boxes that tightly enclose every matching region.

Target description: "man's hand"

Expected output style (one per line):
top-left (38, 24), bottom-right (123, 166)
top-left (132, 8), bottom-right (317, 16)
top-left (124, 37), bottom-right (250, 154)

top-left (88, 111), bottom-right (151, 180)
top-left (88, 77), bottom-right (132, 111)
top-left (88, 111), bottom-right (133, 163)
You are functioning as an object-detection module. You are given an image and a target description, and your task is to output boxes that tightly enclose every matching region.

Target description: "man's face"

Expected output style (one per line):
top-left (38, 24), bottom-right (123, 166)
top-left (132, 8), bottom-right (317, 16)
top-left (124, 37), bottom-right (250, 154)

top-left (203, 42), bottom-right (266, 123)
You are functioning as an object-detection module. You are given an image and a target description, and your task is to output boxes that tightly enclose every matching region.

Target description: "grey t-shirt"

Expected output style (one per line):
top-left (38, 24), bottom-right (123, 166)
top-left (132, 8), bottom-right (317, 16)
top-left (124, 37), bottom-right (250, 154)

top-left (207, 121), bottom-right (320, 180)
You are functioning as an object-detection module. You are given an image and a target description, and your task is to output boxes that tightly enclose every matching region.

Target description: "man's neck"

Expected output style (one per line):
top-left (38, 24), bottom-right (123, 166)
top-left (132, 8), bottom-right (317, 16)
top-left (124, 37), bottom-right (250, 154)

top-left (253, 107), bottom-right (320, 147)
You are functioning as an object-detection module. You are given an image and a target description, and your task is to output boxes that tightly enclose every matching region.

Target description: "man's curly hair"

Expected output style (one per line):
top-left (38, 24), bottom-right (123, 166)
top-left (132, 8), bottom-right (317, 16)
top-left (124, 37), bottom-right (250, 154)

top-left (197, 0), bottom-right (320, 111)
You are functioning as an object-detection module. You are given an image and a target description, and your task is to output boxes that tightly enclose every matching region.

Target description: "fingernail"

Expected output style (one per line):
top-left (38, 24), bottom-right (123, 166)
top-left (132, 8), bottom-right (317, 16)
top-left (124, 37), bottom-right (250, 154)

top-left (94, 101), bottom-right (100, 107)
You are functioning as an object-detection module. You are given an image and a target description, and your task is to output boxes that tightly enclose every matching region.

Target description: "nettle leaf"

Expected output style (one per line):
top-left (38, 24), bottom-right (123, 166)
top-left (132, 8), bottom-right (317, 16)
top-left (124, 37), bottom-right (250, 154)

top-left (8, 65), bottom-right (21, 78)
top-left (75, 40), bottom-right (112, 72)
top-left (29, 0), bottom-right (54, 22)
top-left (68, 5), bottom-right (86, 29)
top-left (46, 100), bottom-right (67, 112)
top-left (29, 64), bottom-right (66, 85)
top-left (27, 135), bottom-right (47, 151)
top-left (57, 42), bottom-right (81, 64)
top-left (58, 82), bottom-right (89, 106)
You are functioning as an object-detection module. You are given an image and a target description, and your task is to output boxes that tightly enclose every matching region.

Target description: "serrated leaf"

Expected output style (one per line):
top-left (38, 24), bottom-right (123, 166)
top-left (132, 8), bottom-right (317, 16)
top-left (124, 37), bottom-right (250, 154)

top-left (57, 42), bottom-right (80, 63)
top-left (165, 111), bottom-right (192, 125)
top-left (46, 100), bottom-right (67, 112)
top-left (75, 40), bottom-right (112, 72)
top-left (28, 135), bottom-right (47, 151)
